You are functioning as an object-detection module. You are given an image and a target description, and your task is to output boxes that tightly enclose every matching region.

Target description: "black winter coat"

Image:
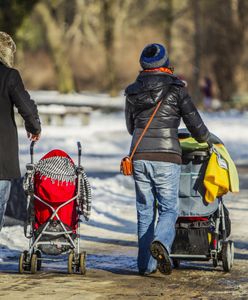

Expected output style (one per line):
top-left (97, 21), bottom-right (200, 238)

top-left (125, 71), bottom-right (210, 156)
top-left (0, 63), bottom-right (41, 179)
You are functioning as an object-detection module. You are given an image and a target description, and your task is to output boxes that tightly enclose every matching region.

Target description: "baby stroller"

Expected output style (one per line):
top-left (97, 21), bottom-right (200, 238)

top-left (19, 141), bottom-right (91, 274)
top-left (170, 129), bottom-right (237, 272)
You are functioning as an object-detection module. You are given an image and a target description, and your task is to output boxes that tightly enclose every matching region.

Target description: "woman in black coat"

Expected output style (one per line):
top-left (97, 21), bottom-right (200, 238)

top-left (125, 43), bottom-right (210, 275)
top-left (0, 31), bottom-right (41, 230)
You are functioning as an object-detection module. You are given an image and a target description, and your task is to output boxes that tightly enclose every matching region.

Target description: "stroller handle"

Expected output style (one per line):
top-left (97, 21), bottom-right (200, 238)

top-left (30, 141), bottom-right (36, 164)
top-left (77, 141), bottom-right (82, 166)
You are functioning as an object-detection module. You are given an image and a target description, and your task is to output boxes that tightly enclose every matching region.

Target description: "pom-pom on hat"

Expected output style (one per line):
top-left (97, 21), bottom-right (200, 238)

top-left (139, 43), bottom-right (169, 69)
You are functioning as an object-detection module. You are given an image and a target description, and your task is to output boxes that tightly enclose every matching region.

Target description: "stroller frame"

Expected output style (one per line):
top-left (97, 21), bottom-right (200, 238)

top-left (19, 141), bottom-right (87, 275)
top-left (170, 147), bottom-right (234, 272)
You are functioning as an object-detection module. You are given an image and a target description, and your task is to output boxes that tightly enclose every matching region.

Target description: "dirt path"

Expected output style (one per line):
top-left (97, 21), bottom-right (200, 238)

top-left (0, 239), bottom-right (247, 300)
top-left (0, 260), bottom-right (247, 300)
top-left (0, 189), bottom-right (248, 300)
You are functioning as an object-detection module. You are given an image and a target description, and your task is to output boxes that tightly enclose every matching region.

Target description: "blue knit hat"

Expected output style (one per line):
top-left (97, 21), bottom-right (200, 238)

top-left (139, 43), bottom-right (169, 69)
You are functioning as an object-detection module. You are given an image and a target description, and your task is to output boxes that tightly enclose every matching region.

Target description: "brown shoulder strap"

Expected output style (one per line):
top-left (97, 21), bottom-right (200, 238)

top-left (130, 100), bottom-right (162, 160)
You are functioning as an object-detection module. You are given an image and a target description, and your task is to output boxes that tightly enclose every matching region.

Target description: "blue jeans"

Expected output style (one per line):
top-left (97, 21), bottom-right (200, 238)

top-left (133, 160), bottom-right (181, 273)
top-left (0, 180), bottom-right (11, 231)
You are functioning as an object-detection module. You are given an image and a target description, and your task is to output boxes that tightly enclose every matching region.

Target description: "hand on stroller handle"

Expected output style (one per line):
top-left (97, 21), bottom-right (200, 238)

top-left (27, 132), bottom-right (41, 142)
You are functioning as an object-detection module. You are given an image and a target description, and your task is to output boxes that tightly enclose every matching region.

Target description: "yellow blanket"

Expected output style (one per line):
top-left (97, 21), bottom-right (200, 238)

top-left (204, 144), bottom-right (239, 203)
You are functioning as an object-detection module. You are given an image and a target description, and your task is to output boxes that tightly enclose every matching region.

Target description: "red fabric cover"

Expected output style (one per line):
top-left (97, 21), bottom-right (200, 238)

top-left (177, 217), bottom-right (209, 222)
top-left (34, 149), bottom-right (78, 231)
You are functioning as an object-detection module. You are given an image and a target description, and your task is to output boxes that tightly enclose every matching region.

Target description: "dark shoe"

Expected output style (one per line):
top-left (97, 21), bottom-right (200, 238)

top-left (150, 241), bottom-right (172, 275)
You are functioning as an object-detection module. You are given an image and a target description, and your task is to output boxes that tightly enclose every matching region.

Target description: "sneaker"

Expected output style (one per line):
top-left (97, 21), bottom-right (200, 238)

top-left (150, 241), bottom-right (172, 275)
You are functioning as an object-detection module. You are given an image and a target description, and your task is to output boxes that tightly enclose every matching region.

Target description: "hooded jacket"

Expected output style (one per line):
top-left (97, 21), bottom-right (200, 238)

top-left (0, 63), bottom-right (41, 179)
top-left (125, 71), bottom-right (210, 159)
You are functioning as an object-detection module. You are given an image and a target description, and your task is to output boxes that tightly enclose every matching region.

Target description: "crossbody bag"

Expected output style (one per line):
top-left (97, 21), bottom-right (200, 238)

top-left (120, 100), bottom-right (162, 176)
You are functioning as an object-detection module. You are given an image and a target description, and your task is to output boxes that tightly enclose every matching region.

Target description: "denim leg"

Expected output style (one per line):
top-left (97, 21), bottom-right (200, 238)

top-left (151, 162), bottom-right (181, 253)
top-left (133, 161), bottom-right (157, 273)
top-left (0, 180), bottom-right (11, 231)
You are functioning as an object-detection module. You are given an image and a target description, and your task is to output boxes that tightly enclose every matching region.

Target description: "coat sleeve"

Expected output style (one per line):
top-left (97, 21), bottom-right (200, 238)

top-left (8, 69), bottom-right (41, 135)
top-left (125, 98), bottom-right (134, 135)
top-left (179, 87), bottom-right (210, 143)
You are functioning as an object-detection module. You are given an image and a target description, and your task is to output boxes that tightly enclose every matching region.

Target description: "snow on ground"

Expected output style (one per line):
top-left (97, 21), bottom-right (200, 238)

top-left (29, 90), bottom-right (125, 110)
top-left (1, 104), bottom-right (248, 271)
top-left (17, 108), bottom-right (248, 172)
top-left (202, 111), bottom-right (248, 164)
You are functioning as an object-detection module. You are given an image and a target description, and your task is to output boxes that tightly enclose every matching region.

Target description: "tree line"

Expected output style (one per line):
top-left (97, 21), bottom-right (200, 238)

top-left (0, 0), bottom-right (248, 104)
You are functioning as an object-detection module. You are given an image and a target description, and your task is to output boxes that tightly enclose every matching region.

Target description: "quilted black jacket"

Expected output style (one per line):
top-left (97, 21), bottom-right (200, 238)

top-left (125, 71), bottom-right (210, 156)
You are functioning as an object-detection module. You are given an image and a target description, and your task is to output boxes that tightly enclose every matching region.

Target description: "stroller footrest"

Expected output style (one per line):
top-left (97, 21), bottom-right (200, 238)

top-left (42, 230), bottom-right (73, 235)
top-left (170, 254), bottom-right (209, 261)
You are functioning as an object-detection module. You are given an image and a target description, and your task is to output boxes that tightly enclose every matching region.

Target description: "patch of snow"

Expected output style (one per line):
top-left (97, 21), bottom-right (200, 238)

top-left (1, 105), bottom-right (248, 272)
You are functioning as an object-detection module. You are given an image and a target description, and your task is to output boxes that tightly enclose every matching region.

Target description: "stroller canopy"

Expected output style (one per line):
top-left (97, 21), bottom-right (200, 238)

top-left (35, 149), bottom-right (76, 186)
top-left (34, 149), bottom-right (77, 229)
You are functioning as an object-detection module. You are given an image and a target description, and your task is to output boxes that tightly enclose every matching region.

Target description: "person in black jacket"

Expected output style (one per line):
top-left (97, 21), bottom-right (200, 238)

top-left (125, 43), bottom-right (210, 276)
top-left (0, 31), bottom-right (41, 231)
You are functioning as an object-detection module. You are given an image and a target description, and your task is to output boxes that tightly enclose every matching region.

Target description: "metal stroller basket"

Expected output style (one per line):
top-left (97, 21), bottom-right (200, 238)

top-left (170, 129), bottom-right (234, 272)
top-left (19, 141), bottom-right (91, 275)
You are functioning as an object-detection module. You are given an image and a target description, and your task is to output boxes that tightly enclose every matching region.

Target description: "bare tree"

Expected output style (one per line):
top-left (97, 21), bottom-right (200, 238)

top-left (101, 0), bottom-right (117, 96)
top-left (191, 0), bottom-right (201, 103)
top-left (201, 0), bottom-right (248, 103)
top-left (35, 1), bottom-right (75, 93)
top-left (99, 0), bottom-right (181, 95)
top-left (163, 0), bottom-right (173, 54)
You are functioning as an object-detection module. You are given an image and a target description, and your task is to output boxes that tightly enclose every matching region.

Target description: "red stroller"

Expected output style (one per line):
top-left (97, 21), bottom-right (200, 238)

top-left (19, 142), bottom-right (91, 274)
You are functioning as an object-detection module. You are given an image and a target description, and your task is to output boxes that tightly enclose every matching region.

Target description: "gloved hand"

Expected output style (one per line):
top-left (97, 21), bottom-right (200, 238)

top-left (207, 140), bottom-right (213, 149)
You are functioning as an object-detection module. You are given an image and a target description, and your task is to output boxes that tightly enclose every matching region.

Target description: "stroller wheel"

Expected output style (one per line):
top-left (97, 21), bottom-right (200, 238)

top-left (79, 251), bottom-right (87, 275)
top-left (222, 241), bottom-right (232, 272)
top-left (35, 250), bottom-right (42, 271)
top-left (172, 258), bottom-right (180, 268)
top-left (19, 251), bottom-right (28, 274)
top-left (68, 251), bottom-right (75, 274)
top-left (31, 253), bottom-right (38, 274)
top-left (229, 240), bottom-right (234, 267)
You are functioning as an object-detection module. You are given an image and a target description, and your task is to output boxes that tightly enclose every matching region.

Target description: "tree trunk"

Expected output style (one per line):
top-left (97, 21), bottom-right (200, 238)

top-left (102, 0), bottom-right (117, 96)
top-left (201, 0), bottom-right (245, 103)
top-left (164, 0), bottom-right (173, 54)
top-left (35, 2), bottom-right (75, 93)
top-left (191, 0), bottom-right (201, 104)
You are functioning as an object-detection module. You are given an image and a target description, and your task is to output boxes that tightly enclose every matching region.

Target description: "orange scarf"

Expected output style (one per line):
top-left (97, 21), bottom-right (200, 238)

top-left (143, 67), bottom-right (174, 74)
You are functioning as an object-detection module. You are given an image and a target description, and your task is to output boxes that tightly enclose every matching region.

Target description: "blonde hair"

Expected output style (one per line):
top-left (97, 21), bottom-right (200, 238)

top-left (0, 32), bottom-right (16, 67)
